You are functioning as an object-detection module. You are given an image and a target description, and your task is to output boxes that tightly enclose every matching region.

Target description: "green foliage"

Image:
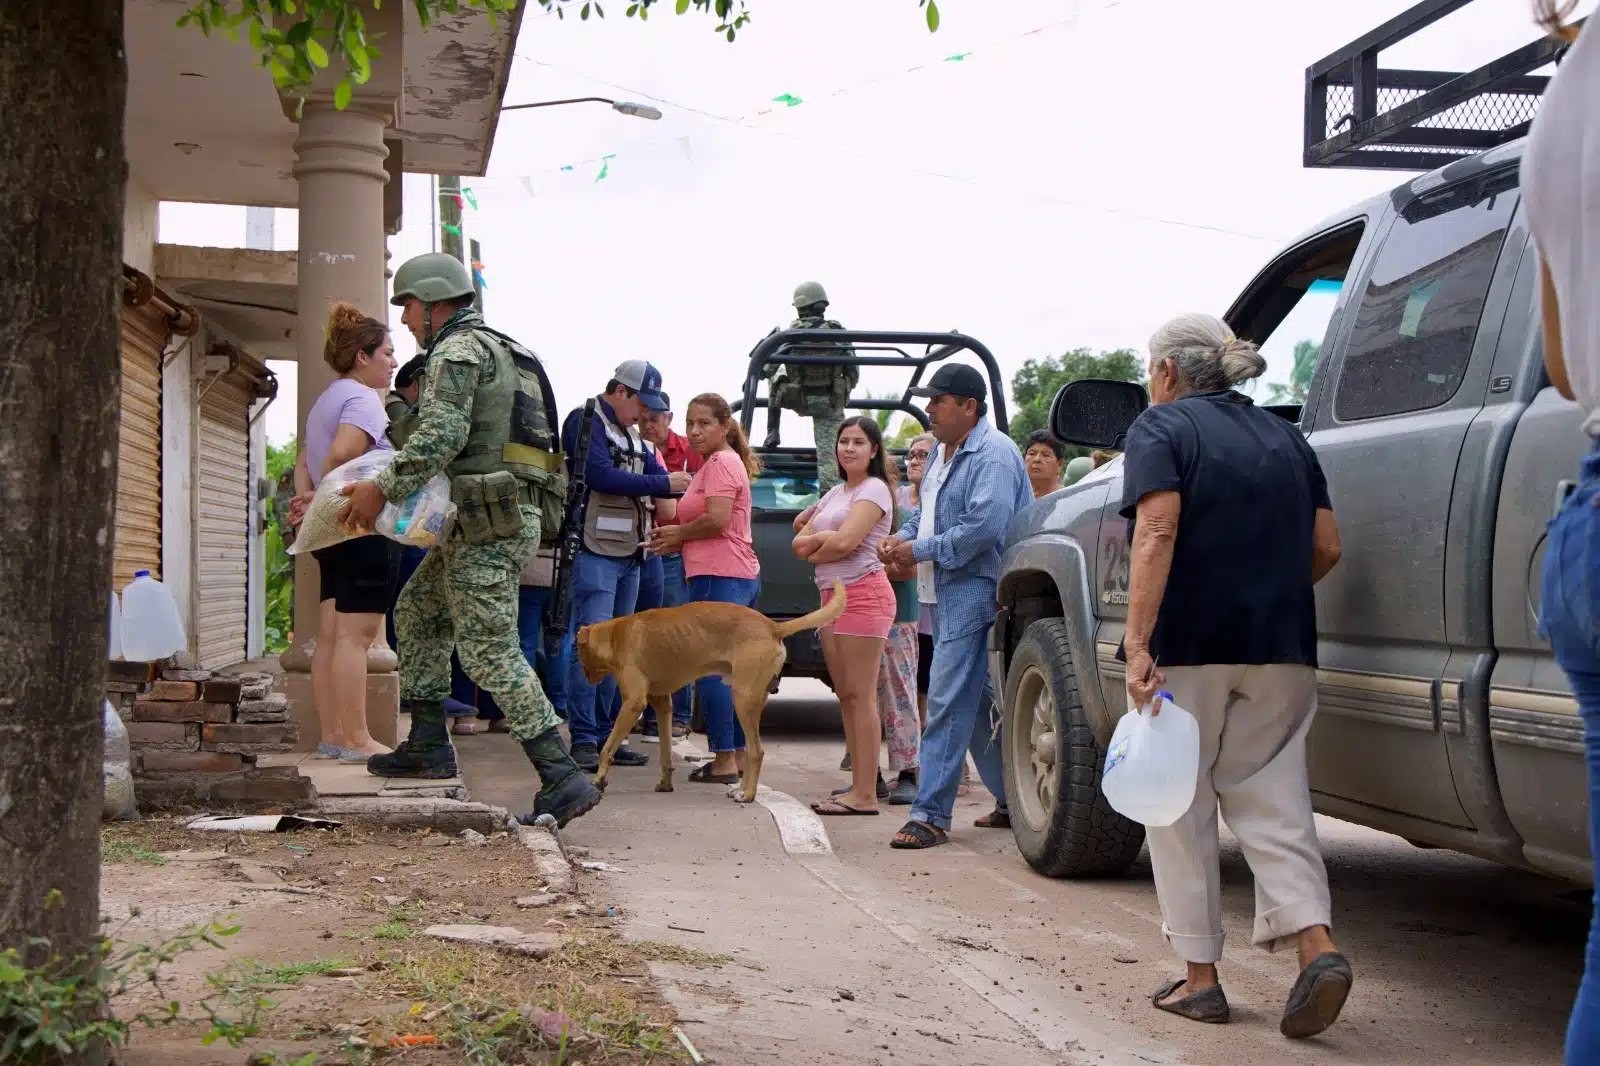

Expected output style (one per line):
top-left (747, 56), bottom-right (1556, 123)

top-left (539, 0), bottom-right (938, 41)
top-left (180, 0), bottom-right (941, 114)
top-left (178, 0), bottom-right (518, 113)
top-left (1008, 348), bottom-right (1146, 451)
top-left (1263, 339), bottom-right (1319, 406)
top-left (264, 437), bottom-right (297, 655)
top-left (0, 916), bottom-right (253, 1064)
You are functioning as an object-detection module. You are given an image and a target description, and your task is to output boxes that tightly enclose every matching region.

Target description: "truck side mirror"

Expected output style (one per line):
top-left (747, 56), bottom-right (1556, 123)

top-left (1048, 379), bottom-right (1149, 449)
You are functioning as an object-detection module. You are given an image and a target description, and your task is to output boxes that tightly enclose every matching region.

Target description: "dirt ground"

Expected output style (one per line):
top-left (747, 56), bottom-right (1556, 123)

top-left (99, 819), bottom-right (710, 1065)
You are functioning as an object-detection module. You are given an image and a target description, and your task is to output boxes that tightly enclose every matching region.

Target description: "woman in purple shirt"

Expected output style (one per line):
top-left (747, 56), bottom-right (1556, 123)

top-left (290, 303), bottom-right (399, 762)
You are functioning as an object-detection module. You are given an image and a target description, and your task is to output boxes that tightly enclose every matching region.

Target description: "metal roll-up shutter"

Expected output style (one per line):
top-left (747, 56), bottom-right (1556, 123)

top-left (115, 303), bottom-right (168, 592)
top-left (196, 375), bottom-right (251, 669)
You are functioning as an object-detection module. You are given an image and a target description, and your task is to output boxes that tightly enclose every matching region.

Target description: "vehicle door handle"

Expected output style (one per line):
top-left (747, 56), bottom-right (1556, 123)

top-left (1555, 479), bottom-right (1578, 517)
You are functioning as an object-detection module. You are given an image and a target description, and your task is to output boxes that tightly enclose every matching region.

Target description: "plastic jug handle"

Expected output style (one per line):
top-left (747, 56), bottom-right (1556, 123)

top-left (1146, 690), bottom-right (1173, 717)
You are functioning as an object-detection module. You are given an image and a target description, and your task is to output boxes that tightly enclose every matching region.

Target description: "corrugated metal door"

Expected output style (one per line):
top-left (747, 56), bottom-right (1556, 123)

top-left (196, 375), bottom-right (251, 669)
top-left (114, 303), bottom-right (168, 591)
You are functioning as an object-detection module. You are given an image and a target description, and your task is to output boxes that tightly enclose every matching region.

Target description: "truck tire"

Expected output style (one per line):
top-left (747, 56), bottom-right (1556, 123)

top-left (1002, 618), bottom-right (1145, 878)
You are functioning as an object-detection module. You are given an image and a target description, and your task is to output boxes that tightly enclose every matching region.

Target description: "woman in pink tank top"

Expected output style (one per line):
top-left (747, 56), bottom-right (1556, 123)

top-left (792, 416), bottom-right (899, 816)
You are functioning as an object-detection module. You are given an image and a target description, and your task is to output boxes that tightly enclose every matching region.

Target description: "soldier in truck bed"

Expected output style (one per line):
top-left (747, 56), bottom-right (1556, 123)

top-left (763, 281), bottom-right (857, 491)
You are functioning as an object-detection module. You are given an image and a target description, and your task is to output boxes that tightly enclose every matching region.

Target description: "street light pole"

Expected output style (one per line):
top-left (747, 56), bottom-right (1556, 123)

top-left (501, 96), bottom-right (664, 120)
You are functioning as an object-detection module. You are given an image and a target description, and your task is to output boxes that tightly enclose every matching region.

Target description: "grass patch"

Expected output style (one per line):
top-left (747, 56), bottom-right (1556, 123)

top-left (313, 931), bottom-right (696, 1065)
top-left (213, 955), bottom-right (352, 989)
top-left (100, 836), bottom-right (169, 866)
top-left (372, 922), bottom-right (411, 941)
top-left (629, 940), bottom-right (734, 968)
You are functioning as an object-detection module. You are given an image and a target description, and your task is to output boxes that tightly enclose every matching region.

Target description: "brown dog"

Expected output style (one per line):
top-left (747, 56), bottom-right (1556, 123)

top-left (576, 580), bottom-right (847, 801)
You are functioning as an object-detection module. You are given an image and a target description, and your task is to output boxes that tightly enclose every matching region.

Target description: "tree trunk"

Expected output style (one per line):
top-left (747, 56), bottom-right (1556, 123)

top-left (0, 0), bottom-right (126, 998)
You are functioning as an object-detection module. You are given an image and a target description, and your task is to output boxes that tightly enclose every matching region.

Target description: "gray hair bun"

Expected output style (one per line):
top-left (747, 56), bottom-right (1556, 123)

top-left (1149, 312), bottom-right (1266, 392)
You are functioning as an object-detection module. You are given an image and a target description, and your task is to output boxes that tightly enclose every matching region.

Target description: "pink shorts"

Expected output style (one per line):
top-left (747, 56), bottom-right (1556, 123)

top-left (819, 570), bottom-right (896, 640)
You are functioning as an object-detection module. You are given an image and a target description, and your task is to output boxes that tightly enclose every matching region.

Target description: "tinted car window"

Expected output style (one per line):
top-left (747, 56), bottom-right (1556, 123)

top-left (1334, 167), bottom-right (1519, 422)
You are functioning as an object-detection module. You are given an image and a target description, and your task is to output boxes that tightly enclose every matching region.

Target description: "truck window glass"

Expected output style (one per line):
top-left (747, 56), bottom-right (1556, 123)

top-left (1334, 167), bottom-right (1520, 422)
top-left (751, 473), bottom-right (819, 511)
top-left (1228, 223), bottom-right (1364, 419)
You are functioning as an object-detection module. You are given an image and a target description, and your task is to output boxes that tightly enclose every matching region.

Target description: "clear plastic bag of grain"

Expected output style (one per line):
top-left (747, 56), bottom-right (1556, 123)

top-left (288, 450), bottom-right (455, 555)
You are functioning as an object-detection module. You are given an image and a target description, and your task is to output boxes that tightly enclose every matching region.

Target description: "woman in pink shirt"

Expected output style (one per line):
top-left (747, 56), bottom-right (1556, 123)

top-left (792, 416), bottom-right (898, 815)
top-left (646, 393), bottom-right (762, 784)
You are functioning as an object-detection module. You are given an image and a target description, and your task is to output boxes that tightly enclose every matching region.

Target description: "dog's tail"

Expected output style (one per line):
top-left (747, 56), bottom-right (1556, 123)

top-left (772, 580), bottom-right (848, 639)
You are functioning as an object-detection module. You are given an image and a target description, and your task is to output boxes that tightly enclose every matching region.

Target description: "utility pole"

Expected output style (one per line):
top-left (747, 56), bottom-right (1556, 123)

top-left (438, 174), bottom-right (465, 263)
top-left (470, 237), bottom-right (485, 310)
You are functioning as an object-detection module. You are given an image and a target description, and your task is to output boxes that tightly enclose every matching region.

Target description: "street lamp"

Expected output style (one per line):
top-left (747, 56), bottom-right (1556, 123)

top-left (501, 95), bottom-right (663, 120)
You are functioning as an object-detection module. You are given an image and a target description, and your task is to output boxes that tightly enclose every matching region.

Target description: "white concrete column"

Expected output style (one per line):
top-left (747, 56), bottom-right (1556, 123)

top-left (279, 99), bottom-right (400, 748)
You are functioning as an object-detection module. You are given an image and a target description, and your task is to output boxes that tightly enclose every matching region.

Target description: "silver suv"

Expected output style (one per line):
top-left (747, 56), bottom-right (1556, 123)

top-left (991, 140), bottom-right (1592, 884)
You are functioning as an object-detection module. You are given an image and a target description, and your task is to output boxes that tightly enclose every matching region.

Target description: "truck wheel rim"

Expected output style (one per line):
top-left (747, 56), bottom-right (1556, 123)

top-left (1012, 665), bottom-right (1058, 832)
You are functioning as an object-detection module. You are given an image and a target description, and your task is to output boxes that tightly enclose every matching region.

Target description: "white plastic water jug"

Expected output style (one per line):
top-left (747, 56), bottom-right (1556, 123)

top-left (102, 699), bottom-right (136, 821)
top-left (108, 590), bottom-right (122, 661)
top-left (1101, 691), bottom-right (1200, 827)
top-left (120, 571), bottom-right (186, 662)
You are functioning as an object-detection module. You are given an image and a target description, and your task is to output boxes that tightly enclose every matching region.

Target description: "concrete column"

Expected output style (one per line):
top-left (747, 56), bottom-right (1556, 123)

top-left (279, 99), bottom-right (400, 750)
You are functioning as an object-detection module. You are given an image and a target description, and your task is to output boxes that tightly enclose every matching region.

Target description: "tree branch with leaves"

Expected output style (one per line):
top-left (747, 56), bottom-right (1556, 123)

top-left (181, 0), bottom-right (941, 110)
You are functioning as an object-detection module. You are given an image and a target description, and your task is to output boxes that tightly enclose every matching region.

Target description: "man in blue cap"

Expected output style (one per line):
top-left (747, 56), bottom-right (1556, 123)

top-left (560, 360), bottom-right (691, 771)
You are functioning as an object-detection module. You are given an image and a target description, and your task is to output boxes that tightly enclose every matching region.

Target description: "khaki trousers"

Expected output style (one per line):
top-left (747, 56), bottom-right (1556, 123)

top-left (1145, 664), bottom-right (1331, 964)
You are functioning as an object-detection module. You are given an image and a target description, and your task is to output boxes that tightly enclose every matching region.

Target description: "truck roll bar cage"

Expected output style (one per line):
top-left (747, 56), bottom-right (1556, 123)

top-left (738, 330), bottom-right (1010, 436)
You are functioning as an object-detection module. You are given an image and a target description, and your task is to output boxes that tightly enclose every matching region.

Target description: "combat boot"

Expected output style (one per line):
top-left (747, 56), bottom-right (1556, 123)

top-left (516, 726), bottom-right (602, 828)
top-left (367, 700), bottom-right (458, 779)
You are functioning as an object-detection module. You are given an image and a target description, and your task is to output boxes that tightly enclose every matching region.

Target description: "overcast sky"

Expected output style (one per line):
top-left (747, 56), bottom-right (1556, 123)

top-left (156, 0), bottom-right (1592, 447)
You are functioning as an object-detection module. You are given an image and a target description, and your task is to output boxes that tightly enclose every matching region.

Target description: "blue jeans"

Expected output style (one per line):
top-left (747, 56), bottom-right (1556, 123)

top-left (633, 554), bottom-right (692, 731)
top-left (521, 585), bottom-right (567, 716)
top-left (565, 551), bottom-right (641, 748)
top-left (690, 574), bottom-right (760, 752)
top-left (909, 606), bottom-right (1007, 832)
top-left (1540, 445), bottom-right (1600, 1065)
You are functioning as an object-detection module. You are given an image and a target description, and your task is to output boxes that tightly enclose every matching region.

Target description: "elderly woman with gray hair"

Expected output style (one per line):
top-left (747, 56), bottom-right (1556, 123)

top-left (1120, 313), bottom-right (1346, 1037)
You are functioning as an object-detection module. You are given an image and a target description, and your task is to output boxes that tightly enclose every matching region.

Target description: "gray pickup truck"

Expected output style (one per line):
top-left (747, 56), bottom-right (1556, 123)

top-left (990, 140), bottom-right (1594, 885)
top-left (734, 331), bottom-right (1011, 687)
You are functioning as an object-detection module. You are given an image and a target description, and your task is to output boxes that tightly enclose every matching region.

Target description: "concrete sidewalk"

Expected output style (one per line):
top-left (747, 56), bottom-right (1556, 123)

top-left (451, 718), bottom-right (1175, 1066)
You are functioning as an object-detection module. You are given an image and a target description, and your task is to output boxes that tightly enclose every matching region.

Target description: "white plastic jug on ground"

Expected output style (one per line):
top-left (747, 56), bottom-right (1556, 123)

top-left (108, 590), bottom-right (122, 661)
top-left (120, 570), bottom-right (186, 662)
top-left (1102, 691), bottom-right (1200, 827)
top-left (103, 699), bottom-right (136, 821)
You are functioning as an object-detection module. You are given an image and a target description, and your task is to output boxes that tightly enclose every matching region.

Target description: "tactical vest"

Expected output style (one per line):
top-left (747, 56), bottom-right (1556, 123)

top-left (782, 315), bottom-right (859, 394)
top-left (581, 402), bottom-right (652, 559)
top-left (385, 393), bottom-right (419, 450)
top-left (441, 327), bottom-right (568, 542)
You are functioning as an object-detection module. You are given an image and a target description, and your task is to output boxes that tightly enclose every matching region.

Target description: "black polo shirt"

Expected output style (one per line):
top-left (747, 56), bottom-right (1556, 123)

top-left (1118, 390), bottom-right (1331, 668)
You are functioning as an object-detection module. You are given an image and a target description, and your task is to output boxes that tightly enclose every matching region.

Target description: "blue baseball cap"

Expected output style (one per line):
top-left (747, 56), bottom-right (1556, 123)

top-left (613, 359), bottom-right (669, 411)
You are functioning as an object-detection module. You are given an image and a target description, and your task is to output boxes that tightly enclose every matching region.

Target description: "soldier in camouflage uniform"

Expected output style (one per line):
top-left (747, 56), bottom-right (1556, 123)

top-left (339, 253), bottom-right (600, 827)
top-left (763, 281), bottom-right (857, 491)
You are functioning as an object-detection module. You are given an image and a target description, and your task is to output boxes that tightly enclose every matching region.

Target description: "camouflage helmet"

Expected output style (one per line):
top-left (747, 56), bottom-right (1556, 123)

top-left (792, 280), bottom-right (829, 309)
top-left (390, 252), bottom-right (474, 307)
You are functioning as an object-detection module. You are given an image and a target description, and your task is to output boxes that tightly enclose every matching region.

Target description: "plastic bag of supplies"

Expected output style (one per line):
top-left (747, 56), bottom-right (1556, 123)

top-left (288, 450), bottom-right (455, 555)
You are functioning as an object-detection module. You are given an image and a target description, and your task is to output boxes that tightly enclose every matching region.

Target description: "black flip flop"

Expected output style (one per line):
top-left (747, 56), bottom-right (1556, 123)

top-left (812, 799), bottom-right (880, 816)
top-left (1280, 952), bottom-right (1352, 1039)
top-left (1151, 979), bottom-right (1230, 1023)
top-left (890, 821), bottom-right (948, 849)
top-left (688, 763), bottom-right (740, 785)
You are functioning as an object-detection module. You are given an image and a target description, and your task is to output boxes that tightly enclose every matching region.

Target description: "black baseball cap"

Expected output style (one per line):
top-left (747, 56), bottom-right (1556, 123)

top-left (908, 363), bottom-right (987, 402)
